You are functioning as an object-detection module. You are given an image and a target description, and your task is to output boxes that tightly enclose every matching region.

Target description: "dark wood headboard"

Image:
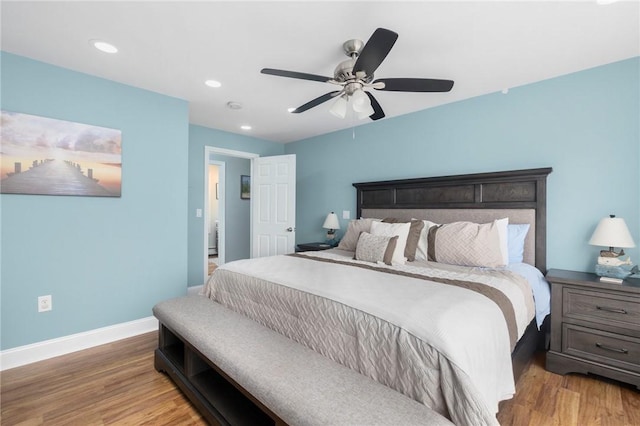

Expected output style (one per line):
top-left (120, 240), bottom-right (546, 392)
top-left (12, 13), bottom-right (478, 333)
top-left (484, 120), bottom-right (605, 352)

top-left (353, 168), bottom-right (553, 272)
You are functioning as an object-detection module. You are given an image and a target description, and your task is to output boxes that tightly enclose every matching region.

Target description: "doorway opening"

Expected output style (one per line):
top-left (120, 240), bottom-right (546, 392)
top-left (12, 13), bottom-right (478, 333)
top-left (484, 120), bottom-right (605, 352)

top-left (207, 162), bottom-right (223, 276)
top-left (203, 147), bottom-right (258, 281)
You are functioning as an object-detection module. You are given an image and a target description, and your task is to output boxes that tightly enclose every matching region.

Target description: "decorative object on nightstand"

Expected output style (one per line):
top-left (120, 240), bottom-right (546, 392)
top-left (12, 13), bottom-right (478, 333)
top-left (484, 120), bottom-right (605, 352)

top-left (545, 269), bottom-right (640, 389)
top-left (589, 215), bottom-right (637, 283)
top-left (322, 212), bottom-right (341, 246)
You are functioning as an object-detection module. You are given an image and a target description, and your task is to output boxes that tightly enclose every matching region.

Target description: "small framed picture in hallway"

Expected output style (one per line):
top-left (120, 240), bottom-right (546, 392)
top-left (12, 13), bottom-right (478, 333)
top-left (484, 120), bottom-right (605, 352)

top-left (0, 110), bottom-right (122, 197)
top-left (240, 175), bottom-right (250, 199)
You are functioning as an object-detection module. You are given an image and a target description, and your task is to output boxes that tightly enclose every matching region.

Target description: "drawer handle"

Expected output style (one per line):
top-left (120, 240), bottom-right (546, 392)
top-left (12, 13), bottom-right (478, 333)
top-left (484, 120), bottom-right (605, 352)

top-left (595, 343), bottom-right (628, 354)
top-left (596, 306), bottom-right (627, 314)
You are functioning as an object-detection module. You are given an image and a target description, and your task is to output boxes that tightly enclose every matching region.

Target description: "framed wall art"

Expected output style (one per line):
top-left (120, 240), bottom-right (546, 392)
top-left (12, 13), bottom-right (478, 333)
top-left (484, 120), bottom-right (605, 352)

top-left (0, 110), bottom-right (122, 197)
top-left (240, 175), bottom-right (250, 199)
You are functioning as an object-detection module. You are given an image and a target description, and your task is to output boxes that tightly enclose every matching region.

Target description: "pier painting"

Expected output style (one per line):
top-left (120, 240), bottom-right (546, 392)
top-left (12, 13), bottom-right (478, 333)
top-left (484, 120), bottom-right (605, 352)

top-left (1, 111), bottom-right (121, 197)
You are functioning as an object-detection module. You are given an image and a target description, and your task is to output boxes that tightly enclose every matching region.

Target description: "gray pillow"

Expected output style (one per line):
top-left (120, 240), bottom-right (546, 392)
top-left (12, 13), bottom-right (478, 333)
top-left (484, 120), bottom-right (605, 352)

top-left (354, 232), bottom-right (399, 265)
top-left (338, 218), bottom-right (380, 251)
top-left (427, 220), bottom-right (505, 267)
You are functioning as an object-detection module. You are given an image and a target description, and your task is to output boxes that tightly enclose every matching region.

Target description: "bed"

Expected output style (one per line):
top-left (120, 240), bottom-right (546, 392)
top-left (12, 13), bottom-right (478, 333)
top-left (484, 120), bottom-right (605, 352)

top-left (203, 167), bottom-right (553, 426)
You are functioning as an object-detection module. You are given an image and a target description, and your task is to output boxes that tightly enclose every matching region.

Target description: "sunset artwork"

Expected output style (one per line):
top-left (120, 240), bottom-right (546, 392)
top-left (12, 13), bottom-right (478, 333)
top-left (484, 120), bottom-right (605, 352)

top-left (0, 111), bottom-right (122, 197)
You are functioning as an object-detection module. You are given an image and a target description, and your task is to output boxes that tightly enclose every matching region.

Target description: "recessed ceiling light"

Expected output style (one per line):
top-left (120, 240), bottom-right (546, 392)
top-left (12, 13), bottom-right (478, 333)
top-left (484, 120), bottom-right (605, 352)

top-left (287, 107), bottom-right (296, 113)
top-left (240, 125), bottom-right (252, 131)
top-left (205, 80), bottom-right (222, 88)
top-left (91, 40), bottom-right (118, 54)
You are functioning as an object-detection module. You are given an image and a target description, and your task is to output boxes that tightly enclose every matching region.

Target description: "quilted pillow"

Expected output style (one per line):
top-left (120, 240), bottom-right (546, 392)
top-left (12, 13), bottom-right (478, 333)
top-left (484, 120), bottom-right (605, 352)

top-left (427, 220), bottom-right (506, 268)
top-left (354, 232), bottom-right (399, 265)
top-left (370, 221), bottom-right (411, 265)
top-left (338, 218), bottom-right (381, 251)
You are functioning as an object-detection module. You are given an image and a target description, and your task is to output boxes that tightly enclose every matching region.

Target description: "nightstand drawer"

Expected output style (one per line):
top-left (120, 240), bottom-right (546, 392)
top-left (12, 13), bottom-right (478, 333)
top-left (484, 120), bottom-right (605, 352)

top-left (563, 324), bottom-right (640, 373)
top-left (563, 287), bottom-right (640, 329)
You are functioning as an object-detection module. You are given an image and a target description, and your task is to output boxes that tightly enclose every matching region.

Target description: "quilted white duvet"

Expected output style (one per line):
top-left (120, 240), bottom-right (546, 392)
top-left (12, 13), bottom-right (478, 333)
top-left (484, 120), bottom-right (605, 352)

top-left (204, 249), bottom-right (535, 426)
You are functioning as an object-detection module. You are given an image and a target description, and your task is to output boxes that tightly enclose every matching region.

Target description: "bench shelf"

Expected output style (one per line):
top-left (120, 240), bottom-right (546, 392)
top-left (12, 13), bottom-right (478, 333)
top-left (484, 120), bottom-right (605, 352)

top-left (155, 323), bottom-right (281, 426)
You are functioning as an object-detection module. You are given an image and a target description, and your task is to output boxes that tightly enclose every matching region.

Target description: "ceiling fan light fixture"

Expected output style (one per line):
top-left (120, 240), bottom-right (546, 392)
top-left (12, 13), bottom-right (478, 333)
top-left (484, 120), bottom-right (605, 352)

top-left (357, 102), bottom-right (375, 120)
top-left (329, 95), bottom-right (348, 118)
top-left (351, 88), bottom-right (370, 113)
top-left (261, 28), bottom-right (453, 123)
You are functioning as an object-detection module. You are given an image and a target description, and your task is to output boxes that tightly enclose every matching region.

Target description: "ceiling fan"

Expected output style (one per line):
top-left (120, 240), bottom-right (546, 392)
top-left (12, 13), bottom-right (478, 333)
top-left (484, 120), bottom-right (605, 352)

top-left (261, 28), bottom-right (454, 121)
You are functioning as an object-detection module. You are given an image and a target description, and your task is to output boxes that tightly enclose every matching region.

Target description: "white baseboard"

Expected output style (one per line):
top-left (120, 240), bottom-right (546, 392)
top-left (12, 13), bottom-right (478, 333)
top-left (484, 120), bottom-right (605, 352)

top-left (0, 316), bottom-right (158, 371)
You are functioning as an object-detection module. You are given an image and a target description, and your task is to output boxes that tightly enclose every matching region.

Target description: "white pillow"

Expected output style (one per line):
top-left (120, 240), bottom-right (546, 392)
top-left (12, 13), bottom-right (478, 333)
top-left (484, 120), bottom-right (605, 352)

top-left (415, 220), bottom-right (439, 261)
top-left (495, 218), bottom-right (509, 266)
top-left (370, 221), bottom-right (411, 265)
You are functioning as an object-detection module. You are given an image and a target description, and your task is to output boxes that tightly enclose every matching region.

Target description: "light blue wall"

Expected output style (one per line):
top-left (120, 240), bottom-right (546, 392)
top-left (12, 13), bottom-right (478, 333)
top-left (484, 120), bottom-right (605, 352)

top-left (187, 125), bottom-right (284, 286)
top-left (0, 53), bottom-right (190, 350)
top-left (286, 57), bottom-right (640, 273)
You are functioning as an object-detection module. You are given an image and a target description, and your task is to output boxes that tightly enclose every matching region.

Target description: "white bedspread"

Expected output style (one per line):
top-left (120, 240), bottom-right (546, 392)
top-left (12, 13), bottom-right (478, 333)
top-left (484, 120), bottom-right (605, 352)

top-left (204, 249), bottom-right (535, 426)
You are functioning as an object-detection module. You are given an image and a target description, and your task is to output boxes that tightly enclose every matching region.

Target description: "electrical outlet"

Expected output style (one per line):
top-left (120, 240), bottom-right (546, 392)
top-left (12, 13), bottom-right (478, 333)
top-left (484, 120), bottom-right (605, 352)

top-left (38, 295), bottom-right (52, 312)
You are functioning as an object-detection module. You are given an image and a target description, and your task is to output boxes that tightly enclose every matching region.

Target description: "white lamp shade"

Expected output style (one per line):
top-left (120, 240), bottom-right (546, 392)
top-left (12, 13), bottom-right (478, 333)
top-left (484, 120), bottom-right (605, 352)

top-left (351, 89), bottom-right (371, 113)
top-left (357, 102), bottom-right (375, 119)
top-left (329, 96), bottom-right (348, 118)
top-left (589, 216), bottom-right (636, 248)
top-left (322, 212), bottom-right (340, 230)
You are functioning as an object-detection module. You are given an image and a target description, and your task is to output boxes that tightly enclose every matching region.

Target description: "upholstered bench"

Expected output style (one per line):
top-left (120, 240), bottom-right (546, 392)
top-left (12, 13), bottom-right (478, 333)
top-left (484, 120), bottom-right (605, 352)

top-left (153, 295), bottom-right (454, 426)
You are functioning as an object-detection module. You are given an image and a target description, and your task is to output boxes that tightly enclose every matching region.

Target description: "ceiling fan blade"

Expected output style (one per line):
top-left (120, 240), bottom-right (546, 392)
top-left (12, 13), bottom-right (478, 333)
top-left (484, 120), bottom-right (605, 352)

top-left (261, 68), bottom-right (332, 83)
top-left (353, 28), bottom-right (398, 76)
top-left (365, 92), bottom-right (385, 121)
top-left (292, 91), bottom-right (342, 113)
top-left (374, 78), bottom-right (454, 92)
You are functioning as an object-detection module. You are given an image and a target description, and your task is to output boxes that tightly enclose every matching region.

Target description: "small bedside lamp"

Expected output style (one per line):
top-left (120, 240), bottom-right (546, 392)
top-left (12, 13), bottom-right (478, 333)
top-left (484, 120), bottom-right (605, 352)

top-left (589, 215), bottom-right (637, 283)
top-left (322, 212), bottom-right (340, 246)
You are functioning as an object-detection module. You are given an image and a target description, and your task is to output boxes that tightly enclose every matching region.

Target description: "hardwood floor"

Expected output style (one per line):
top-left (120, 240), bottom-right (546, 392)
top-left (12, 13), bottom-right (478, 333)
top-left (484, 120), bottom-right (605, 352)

top-left (1, 332), bottom-right (638, 425)
top-left (497, 352), bottom-right (640, 426)
top-left (0, 333), bottom-right (206, 425)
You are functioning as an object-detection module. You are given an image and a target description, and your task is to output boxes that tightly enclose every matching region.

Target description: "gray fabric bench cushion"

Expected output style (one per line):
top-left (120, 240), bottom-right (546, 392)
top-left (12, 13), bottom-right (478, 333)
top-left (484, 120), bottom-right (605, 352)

top-left (153, 295), bottom-right (454, 426)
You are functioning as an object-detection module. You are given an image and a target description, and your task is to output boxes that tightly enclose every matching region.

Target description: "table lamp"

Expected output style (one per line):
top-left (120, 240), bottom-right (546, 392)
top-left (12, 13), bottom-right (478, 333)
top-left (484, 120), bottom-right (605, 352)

top-left (322, 212), bottom-right (340, 246)
top-left (588, 215), bottom-right (637, 283)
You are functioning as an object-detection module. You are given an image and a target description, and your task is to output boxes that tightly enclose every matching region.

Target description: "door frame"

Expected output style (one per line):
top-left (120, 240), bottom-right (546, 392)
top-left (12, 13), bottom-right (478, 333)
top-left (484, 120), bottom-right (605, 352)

top-left (203, 146), bottom-right (259, 280)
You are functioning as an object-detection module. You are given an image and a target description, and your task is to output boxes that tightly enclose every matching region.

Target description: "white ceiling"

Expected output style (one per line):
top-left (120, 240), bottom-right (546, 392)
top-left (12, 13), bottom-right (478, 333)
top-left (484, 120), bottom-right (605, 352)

top-left (1, 1), bottom-right (639, 144)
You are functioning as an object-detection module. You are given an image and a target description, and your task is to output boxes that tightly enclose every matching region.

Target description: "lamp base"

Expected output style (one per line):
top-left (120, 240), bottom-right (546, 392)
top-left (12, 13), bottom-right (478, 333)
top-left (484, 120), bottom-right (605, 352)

top-left (594, 263), bottom-right (636, 282)
top-left (599, 248), bottom-right (625, 258)
top-left (325, 231), bottom-right (340, 247)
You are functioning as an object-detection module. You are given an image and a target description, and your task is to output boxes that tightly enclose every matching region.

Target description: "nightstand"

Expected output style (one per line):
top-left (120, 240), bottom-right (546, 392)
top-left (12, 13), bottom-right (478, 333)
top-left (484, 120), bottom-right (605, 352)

top-left (545, 269), bottom-right (640, 389)
top-left (296, 242), bottom-right (334, 252)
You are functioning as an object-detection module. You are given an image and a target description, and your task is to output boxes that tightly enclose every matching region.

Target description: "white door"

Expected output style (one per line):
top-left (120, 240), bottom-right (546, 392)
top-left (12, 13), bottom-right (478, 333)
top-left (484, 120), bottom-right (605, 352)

top-left (252, 154), bottom-right (296, 257)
